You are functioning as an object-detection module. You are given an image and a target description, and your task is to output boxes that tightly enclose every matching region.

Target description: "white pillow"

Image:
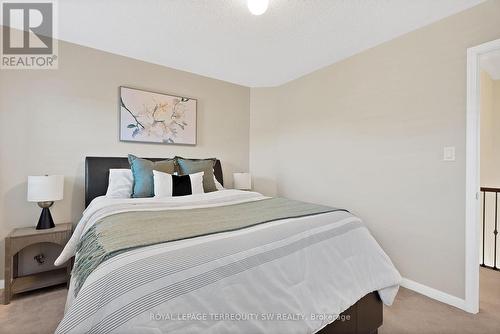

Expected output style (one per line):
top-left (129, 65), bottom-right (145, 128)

top-left (153, 171), bottom-right (205, 198)
top-left (106, 169), bottom-right (133, 198)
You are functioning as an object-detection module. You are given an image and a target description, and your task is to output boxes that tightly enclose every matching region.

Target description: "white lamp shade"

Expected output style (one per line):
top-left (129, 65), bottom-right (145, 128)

top-left (233, 173), bottom-right (252, 190)
top-left (27, 175), bottom-right (64, 202)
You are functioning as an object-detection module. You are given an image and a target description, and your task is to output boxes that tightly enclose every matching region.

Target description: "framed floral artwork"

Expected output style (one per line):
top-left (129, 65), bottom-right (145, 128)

top-left (119, 86), bottom-right (197, 145)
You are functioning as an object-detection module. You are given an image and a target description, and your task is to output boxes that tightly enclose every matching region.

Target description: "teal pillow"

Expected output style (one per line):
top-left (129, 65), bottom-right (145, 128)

top-left (175, 157), bottom-right (217, 193)
top-left (128, 155), bottom-right (176, 198)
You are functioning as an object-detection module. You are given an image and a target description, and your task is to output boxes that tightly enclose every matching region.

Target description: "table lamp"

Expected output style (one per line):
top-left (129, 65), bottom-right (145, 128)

top-left (233, 173), bottom-right (252, 190)
top-left (27, 175), bottom-right (64, 229)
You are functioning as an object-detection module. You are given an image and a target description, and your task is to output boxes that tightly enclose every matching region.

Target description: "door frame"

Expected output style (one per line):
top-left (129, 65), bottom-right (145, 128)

top-left (465, 38), bottom-right (500, 314)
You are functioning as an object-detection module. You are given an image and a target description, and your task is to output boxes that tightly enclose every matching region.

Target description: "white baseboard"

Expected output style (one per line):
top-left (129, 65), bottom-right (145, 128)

top-left (401, 277), bottom-right (467, 311)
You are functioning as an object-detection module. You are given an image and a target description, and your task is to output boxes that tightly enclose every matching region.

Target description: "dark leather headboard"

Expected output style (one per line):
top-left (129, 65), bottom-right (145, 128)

top-left (85, 157), bottom-right (223, 207)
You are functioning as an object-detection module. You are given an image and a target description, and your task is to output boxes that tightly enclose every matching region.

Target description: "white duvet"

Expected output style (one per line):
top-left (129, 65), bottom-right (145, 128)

top-left (55, 190), bottom-right (401, 334)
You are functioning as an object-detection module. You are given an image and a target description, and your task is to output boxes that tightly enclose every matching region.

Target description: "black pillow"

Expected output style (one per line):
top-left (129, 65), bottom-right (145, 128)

top-left (172, 175), bottom-right (193, 197)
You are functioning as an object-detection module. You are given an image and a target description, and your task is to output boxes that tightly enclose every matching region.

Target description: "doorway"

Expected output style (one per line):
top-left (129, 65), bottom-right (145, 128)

top-left (466, 38), bottom-right (500, 314)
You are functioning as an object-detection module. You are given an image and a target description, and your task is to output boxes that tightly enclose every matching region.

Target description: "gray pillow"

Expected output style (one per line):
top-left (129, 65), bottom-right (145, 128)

top-left (175, 157), bottom-right (217, 193)
top-left (128, 154), bottom-right (176, 198)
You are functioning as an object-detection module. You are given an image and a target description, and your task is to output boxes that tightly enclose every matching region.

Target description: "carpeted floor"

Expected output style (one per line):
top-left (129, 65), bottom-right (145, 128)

top-left (381, 268), bottom-right (500, 334)
top-left (0, 284), bottom-right (67, 334)
top-left (0, 268), bottom-right (499, 333)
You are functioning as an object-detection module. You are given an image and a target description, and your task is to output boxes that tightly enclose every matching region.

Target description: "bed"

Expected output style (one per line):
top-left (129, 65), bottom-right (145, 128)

top-left (55, 157), bottom-right (401, 334)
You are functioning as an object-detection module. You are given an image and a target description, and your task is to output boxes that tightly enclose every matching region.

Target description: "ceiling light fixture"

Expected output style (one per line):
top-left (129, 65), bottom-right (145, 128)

top-left (247, 0), bottom-right (269, 16)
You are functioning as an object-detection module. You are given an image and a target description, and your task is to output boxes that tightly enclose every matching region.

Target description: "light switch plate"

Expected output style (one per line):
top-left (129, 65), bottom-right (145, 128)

top-left (443, 146), bottom-right (456, 161)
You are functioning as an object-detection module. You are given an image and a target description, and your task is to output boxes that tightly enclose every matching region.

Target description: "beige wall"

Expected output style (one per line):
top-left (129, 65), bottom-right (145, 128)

top-left (480, 70), bottom-right (500, 188)
top-left (481, 70), bottom-right (500, 267)
top-left (0, 37), bottom-right (250, 278)
top-left (250, 0), bottom-right (500, 299)
top-left (494, 81), bottom-right (500, 185)
top-left (480, 70), bottom-right (495, 187)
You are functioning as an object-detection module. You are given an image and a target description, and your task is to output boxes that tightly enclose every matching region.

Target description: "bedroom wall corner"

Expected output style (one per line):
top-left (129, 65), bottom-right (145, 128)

top-left (249, 87), bottom-right (279, 197)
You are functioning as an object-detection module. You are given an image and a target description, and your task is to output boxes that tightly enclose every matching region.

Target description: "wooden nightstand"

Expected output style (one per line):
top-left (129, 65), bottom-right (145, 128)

top-left (4, 223), bottom-right (72, 304)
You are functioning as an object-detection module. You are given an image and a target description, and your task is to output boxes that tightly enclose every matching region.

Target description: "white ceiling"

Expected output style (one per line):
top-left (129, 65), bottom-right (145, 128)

top-left (57, 0), bottom-right (485, 87)
top-left (481, 50), bottom-right (500, 80)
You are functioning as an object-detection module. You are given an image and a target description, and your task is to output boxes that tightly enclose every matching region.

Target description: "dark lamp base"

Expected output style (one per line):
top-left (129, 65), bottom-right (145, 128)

top-left (36, 207), bottom-right (55, 230)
